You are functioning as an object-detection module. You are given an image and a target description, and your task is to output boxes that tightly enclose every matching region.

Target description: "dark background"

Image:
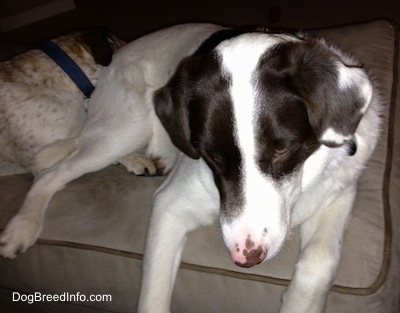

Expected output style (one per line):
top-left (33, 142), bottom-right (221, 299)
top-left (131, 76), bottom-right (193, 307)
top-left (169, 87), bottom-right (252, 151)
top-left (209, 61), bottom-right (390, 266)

top-left (1, 0), bottom-right (399, 60)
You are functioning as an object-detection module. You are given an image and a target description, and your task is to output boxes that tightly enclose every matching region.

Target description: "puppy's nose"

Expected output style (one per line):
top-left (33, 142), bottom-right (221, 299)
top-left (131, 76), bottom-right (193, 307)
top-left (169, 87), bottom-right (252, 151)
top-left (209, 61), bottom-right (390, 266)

top-left (234, 245), bottom-right (267, 268)
top-left (229, 235), bottom-right (268, 268)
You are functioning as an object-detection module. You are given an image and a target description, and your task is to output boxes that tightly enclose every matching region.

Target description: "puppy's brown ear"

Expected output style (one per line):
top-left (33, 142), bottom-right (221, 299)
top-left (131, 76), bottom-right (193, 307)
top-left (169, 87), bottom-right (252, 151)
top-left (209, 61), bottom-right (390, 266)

top-left (266, 40), bottom-right (374, 148)
top-left (301, 59), bottom-right (373, 148)
top-left (82, 29), bottom-right (122, 66)
top-left (154, 74), bottom-right (201, 159)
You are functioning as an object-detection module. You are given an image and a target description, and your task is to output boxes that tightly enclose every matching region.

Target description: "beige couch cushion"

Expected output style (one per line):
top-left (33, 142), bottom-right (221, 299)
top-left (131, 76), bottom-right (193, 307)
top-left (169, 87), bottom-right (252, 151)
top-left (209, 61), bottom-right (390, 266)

top-left (0, 19), bottom-right (398, 313)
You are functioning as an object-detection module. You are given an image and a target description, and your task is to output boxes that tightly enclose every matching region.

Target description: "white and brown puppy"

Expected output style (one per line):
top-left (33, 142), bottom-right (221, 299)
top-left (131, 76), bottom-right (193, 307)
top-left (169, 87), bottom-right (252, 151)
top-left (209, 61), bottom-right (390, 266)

top-left (138, 26), bottom-right (381, 313)
top-left (0, 29), bottom-right (125, 176)
top-left (0, 24), bottom-right (381, 313)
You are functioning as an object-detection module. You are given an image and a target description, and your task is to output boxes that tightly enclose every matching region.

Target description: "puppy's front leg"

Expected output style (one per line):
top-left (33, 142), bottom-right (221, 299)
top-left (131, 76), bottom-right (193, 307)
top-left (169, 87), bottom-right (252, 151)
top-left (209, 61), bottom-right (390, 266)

top-left (138, 204), bottom-right (189, 313)
top-left (0, 170), bottom-right (63, 258)
top-left (138, 157), bottom-right (218, 313)
top-left (280, 187), bottom-right (357, 313)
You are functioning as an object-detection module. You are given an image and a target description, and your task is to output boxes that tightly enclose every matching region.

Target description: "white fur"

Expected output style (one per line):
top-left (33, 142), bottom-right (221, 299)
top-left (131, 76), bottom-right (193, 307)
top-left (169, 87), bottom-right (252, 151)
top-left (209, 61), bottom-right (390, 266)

top-left (320, 127), bottom-right (352, 145)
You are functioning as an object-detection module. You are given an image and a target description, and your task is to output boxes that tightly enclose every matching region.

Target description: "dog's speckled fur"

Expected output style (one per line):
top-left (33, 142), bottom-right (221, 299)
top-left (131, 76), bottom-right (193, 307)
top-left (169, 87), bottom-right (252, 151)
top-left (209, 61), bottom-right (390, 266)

top-left (0, 30), bottom-right (124, 176)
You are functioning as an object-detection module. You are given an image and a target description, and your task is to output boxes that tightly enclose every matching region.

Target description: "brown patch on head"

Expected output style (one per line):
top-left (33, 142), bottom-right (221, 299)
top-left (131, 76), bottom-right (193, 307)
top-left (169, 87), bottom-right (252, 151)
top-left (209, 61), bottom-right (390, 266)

top-left (154, 52), bottom-right (245, 219)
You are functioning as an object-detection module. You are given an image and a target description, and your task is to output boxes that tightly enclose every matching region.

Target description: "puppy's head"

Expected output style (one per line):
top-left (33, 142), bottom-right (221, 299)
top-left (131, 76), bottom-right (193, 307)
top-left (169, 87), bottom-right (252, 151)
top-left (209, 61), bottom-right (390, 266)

top-left (155, 31), bottom-right (373, 267)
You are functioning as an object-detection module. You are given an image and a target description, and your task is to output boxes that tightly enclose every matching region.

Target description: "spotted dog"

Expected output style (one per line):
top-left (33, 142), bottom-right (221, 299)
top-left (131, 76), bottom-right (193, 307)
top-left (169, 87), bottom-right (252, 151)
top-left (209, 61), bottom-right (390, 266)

top-left (0, 29), bottom-right (127, 176)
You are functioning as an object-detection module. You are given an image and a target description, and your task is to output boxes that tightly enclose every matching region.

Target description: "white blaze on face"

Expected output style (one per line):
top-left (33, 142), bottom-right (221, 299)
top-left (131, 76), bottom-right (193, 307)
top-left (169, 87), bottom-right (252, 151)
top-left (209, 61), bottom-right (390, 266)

top-left (216, 34), bottom-right (290, 264)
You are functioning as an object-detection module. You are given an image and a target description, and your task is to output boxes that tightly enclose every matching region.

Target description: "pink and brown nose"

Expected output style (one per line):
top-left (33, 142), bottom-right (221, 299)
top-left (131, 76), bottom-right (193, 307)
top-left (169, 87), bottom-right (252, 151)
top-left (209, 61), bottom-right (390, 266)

top-left (230, 234), bottom-right (268, 268)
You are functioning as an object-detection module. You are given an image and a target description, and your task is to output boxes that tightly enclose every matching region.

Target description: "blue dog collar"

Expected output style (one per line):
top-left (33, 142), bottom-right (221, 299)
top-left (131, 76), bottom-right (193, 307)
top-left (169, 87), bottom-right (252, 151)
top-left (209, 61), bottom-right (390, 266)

top-left (37, 40), bottom-right (95, 99)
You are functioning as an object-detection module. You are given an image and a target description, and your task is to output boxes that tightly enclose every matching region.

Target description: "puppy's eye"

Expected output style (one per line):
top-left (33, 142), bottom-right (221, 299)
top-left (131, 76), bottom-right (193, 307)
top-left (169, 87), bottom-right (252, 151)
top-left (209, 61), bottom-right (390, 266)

top-left (274, 147), bottom-right (288, 155)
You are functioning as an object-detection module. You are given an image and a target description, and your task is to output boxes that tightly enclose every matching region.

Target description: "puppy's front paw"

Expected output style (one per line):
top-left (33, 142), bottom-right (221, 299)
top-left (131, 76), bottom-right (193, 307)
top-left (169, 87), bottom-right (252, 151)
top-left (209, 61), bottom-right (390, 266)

top-left (119, 153), bottom-right (164, 176)
top-left (0, 215), bottom-right (42, 259)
